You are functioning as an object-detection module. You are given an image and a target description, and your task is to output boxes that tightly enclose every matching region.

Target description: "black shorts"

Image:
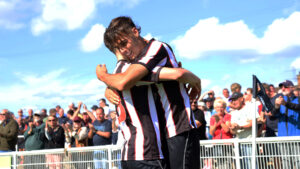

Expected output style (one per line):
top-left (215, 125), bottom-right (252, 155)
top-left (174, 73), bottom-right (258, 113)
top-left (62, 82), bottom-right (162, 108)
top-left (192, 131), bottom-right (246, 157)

top-left (121, 159), bottom-right (167, 169)
top-left (166, 129), bottom-right (200, 169)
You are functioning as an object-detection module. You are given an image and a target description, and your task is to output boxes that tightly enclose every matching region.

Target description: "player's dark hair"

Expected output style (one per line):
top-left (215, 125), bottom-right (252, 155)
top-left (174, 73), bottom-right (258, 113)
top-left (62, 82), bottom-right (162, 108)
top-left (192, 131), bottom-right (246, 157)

top-left (104, 16), bottom-right (141, 53)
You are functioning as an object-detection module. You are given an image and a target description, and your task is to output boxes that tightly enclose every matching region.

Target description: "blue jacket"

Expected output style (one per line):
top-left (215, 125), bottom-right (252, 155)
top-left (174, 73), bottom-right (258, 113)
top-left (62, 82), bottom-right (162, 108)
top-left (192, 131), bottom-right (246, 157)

top-left (276, 94), bottom-right (300, 136)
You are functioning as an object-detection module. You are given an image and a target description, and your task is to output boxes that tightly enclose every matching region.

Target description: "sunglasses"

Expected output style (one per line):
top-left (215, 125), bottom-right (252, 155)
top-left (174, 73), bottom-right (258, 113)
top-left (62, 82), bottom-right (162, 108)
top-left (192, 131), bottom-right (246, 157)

top-left (48, 119), bottom-right (56, 122)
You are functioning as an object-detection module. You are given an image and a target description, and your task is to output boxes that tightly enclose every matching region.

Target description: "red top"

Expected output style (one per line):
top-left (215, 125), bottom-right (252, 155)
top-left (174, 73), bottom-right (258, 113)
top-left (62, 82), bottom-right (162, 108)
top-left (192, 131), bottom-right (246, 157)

top-left (210, 113), bottom-right (233, 139)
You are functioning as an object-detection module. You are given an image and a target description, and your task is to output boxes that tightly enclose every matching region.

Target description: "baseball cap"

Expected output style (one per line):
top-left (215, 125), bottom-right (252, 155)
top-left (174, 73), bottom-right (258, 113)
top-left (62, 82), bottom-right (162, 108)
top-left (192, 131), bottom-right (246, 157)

top-left (279, 80), bottom-right (294, 88)
top-left (34, 110), bottom-right (43, 116)
top-left (91, 105), bottom-right (98, 111)
top-left (204, 97), bottom-right (214, 102)
top-left (229, 92), bottom-right (243, 101)
top-left (73, 116), bottom-right (82, 122)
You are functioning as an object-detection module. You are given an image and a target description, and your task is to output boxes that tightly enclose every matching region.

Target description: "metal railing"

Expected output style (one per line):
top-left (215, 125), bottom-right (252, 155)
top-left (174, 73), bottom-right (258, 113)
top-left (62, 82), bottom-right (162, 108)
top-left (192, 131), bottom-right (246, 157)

top-left (1, 136), bottom-right (300, 169)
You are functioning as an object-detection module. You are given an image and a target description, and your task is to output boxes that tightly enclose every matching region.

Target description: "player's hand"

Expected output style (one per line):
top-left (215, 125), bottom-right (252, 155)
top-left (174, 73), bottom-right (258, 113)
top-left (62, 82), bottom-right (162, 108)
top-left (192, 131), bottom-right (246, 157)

top-left (105, 88), bottom-right (120, 105)
top-left (96, 64), bottom-right (108, 81)
top-left (186, 78), bottom-right (201, 101)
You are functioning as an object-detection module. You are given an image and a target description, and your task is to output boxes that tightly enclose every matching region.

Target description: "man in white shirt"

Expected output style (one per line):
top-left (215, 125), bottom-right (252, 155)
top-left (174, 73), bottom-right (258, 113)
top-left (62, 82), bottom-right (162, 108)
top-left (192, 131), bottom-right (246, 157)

top-left (229, 92), bottom-right (259, 169)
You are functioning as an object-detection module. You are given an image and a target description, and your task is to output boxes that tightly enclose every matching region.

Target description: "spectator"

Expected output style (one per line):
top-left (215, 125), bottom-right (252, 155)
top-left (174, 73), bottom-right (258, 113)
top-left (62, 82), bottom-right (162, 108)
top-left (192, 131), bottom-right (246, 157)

top-left (58, 108), bottom-right (68, 125)
top-left (17, 109), bottom-right (24, 119)
top-left (81, 111), bottom-right (94, 145)
top-left (110, 111), bottom-right (119, 144)
top-left (86, 106), bottom-right (112, 169)
top-left (43, 115), bottom-right (65, 169)
top-left (273, 80), bottom-right (300, 168)
top-left (17, 118), bottom-right (27, 151)
top-left (209, 99), bottom-right (233, 168)
top-left (229, 92), bottom-right (259, 169)
top-left (24, 111), bottom-right (45, 151)
top-left (99, 98), bottom-right (110, 119)
top-left (65, 116), bottom-right (89, 147)
top-left (273, 80), bottom-right (300, 136)
top-left (25, 108), bottom-right (34, 124)
top-left (91, 105), bottom-right (98, 118)
top-left (40, 108), bottom-right (47, 120)
top-left (0, 109), bottom-right (19, 152)
top-left (269, 84), bottom-right (277, 98)
top-left (204, 97), bottom-right (214, 113)
top-left (222, 88), bottom-right (230, 105)
top-left (230, 82), bottom-right (242, 93)
top-left (55, 105), bottom-right (61, 113)
top-left (191, 99), bottom-right (207, 140)
top-left (210, 99), bottom-right (232, 139)
top-left (294, 87), bottom-right (300, 97)
top-left (64, 116), bottom-right (89, 168)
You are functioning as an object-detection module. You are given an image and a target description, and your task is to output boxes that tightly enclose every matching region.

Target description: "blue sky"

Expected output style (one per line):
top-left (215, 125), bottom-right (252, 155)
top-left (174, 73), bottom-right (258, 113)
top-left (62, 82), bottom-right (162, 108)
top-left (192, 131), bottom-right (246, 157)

top-left (1, 0), bottom-right (300, 114)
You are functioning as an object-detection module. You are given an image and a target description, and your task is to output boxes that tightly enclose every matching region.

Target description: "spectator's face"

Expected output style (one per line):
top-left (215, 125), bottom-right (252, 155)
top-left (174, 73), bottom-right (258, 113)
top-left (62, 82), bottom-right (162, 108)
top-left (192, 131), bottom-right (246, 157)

top-left (243, 90), bottom-right (252, 102)
top-left (58, 108), bottom-right (64, 117)
top-left (48, 117), bottom-right (58, 128)
top-left (282, 86), bottom-right (293, 96)
top-left (223, 89), bottom-right (229, 98)
top-left (0, 110), bottom-right (7, 121)
top-left (73, 121), bottom-right (81, 130)
top-left (190, 100), bottom-right (198, 111)
top-left (18, 109), bottom-right (23, 117)
top-left (82, 113), bottom-right (89, 121)
top-left (231, 97), bottom-right (244, 110)
top-left (206, 101), bottom-right (213, 109)
top-left (214, 103), bottom-right (225, 115)
top-left (33, 116), bottom-right (41, 126)
top-left (99, 101), bottom-right (105, 108)
top-left (270, 86), bottom-right (275, 92)
top-left (96, 109), bottom-right (105, 121)
top-left (294, 89), bottom-right (300, 97)
top-left (110, 111), bottom-right (117, 120)
top-left (28, 109), bottom-right (33, 116)
top-left (69, 103), bottom-right (74, 109)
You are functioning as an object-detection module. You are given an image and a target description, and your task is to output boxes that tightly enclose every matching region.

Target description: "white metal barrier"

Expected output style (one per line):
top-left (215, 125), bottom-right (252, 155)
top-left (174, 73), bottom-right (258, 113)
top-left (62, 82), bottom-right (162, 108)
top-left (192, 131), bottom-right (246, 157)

top-left (1, 136), bottom-right (300, 169)
top-left (200, 136), bottom-right (300, 169)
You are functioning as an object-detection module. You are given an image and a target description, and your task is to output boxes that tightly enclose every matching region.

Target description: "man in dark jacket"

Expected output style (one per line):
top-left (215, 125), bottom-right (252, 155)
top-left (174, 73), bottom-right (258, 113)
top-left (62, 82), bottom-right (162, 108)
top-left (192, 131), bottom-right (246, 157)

top-left (42, 115), bottom-right (65, 169)
top-left (0, 109), bottom-right (19, 152)
top-left (24, 111), bottom-right (45, 151)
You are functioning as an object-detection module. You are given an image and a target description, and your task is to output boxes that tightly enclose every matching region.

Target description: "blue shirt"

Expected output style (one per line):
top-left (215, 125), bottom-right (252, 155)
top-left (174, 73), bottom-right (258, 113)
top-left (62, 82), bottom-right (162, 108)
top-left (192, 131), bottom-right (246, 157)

top-left (92, 120), bottom-right (112, 146)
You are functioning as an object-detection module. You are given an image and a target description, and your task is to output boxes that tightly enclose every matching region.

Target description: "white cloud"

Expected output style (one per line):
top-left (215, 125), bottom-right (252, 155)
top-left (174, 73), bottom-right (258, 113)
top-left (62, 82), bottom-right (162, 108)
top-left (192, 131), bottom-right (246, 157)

top-left (259, 12), bottom-right (300, 54)
top-left (80, 24), bottom-right (105, 52)
top-left (291, 57), bottom-right (300, 69)
top-left (0, 69), bottom-right (107, 111)
top-left (171, 11), bottom-right (300, 59)
top-left (0, 0), bottom-right (25, 30)
top-left (31, 0), bottom-right (96, 36)
top-left (31, 0), bottom-right (145, 35)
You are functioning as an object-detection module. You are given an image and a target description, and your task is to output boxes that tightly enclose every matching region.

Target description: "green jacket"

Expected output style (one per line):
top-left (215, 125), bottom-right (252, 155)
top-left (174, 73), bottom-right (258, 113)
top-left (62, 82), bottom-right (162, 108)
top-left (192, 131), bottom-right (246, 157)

top-left (24, 123), bottom-right (45, 151)
top-left (0, 119), bottom-right (19, 151)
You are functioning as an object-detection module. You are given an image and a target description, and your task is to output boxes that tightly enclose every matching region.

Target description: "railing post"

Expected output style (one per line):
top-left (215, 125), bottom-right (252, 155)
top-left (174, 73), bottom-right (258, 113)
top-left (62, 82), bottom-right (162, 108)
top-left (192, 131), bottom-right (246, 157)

top-left (108, 147), bottom-right (112, 169)
top-left (234, 139), bottom-right (241, 169)
top-left (13, 152), bottom-right (17, 169)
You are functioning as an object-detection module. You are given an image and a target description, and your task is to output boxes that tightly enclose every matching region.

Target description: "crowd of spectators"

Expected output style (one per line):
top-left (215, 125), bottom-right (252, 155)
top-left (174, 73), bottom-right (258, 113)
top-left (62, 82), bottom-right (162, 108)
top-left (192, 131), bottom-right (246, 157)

top-left (1, 79), bottom-right (300, 168)
top-left (0, 99), bottom-right (121, 153)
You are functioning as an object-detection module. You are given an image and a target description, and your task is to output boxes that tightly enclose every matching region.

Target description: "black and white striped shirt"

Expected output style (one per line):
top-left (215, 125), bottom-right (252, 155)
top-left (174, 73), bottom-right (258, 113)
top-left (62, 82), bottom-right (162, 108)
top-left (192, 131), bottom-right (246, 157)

top-left (114, 60), bottom-right (164, 161)
top-left (133, 39), bottom-right (197, 138)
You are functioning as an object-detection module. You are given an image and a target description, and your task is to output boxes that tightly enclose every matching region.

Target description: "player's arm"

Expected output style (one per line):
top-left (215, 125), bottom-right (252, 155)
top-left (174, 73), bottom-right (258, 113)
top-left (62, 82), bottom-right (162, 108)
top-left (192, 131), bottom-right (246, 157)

top-left (159, 67), bottom-right (201, 100)
top-left (96, 64), bottom-right (149, 91)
